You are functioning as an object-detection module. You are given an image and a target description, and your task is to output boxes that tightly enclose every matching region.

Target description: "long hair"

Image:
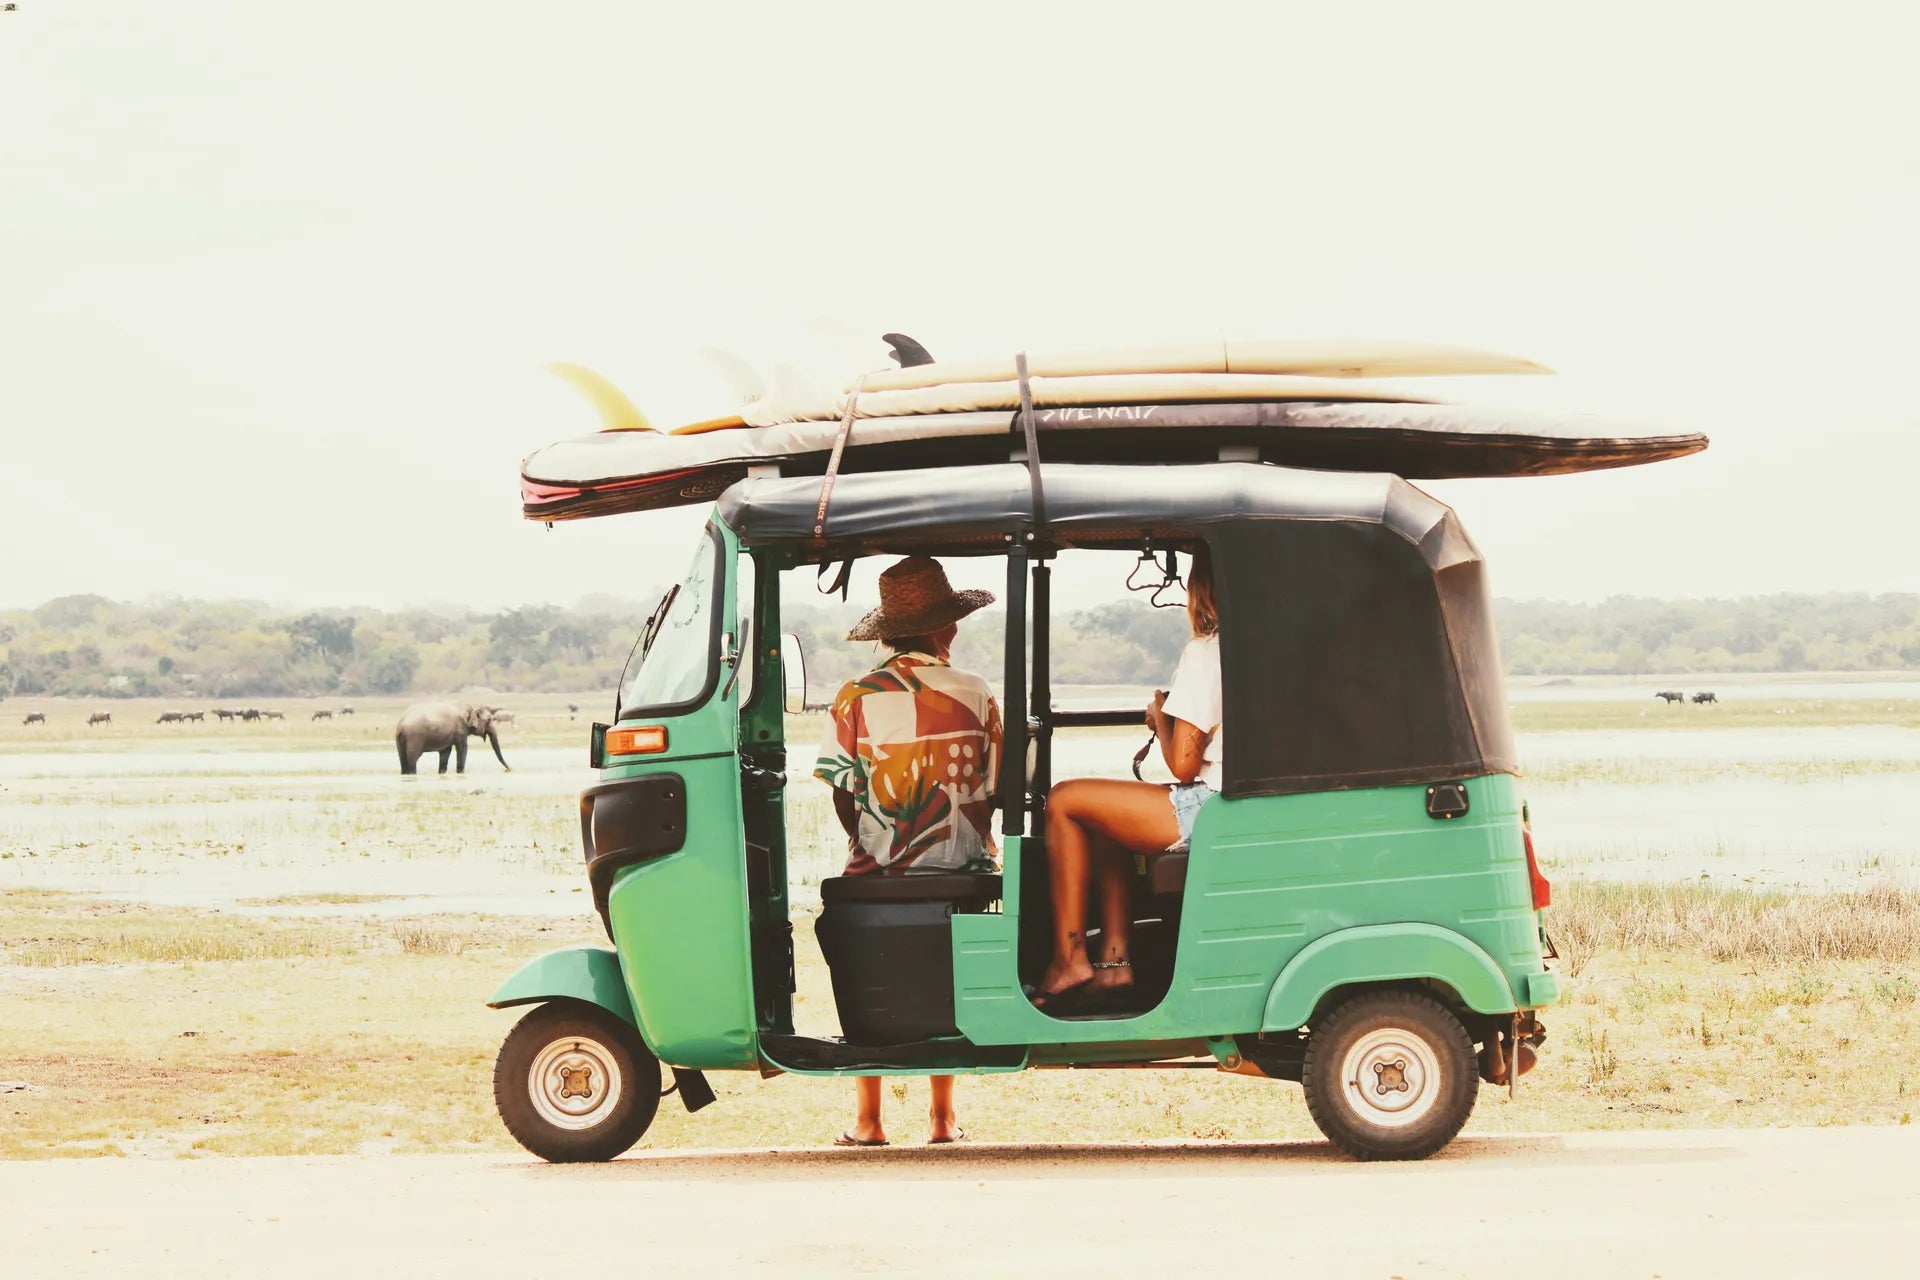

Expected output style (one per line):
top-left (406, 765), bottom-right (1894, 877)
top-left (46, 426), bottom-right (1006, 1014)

top-left (1186, 545), bottom-right (1218, 638)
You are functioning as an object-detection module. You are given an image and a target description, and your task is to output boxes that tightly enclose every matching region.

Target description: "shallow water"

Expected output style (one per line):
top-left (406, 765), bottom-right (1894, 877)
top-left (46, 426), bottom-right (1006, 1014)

top-left (1508, 676), bottom-right (1920, 703)
top-left (4, 726), bottom-right (1917, 913)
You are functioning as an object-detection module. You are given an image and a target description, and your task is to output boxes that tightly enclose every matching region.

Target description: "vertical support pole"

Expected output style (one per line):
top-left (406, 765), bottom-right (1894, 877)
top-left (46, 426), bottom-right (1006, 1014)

top-left (1029, 559), bottom-right (1052, 810)
top-left (1000, 541), bottom-right (1029, 839)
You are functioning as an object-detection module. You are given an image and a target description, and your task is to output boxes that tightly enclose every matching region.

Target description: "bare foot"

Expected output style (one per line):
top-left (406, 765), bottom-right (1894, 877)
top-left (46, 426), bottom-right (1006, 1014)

top-left (836, 1121), bottom-right (887, 1146)
top-left (1035, 957), bottom-right (1094, 997)
top-left (1090, 960), bottom-right (1134, 994)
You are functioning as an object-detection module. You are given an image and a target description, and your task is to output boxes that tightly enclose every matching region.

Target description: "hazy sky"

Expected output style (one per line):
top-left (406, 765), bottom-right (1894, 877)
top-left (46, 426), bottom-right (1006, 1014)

top-left (4, 2), bottom-right (1918, 616)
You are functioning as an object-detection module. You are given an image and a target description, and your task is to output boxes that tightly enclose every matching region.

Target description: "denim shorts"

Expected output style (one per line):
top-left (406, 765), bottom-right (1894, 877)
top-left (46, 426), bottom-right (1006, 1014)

top-left (1166, 782), bottom-right (1214, 853)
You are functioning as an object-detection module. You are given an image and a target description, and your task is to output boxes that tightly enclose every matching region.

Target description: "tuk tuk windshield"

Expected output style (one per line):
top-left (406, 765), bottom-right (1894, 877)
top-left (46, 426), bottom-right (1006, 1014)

top-left (619, 528), bottom-right (720, 715)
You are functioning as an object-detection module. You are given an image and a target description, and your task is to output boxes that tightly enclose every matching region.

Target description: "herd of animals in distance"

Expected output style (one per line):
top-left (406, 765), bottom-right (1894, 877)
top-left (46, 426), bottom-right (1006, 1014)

top-left (1654, 690), bottom-right (1719, 704)
top-left (15, 700), bottom-right (585, 775)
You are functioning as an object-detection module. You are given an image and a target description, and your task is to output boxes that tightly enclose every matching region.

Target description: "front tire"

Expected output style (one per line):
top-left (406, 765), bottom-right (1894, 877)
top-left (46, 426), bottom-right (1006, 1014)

top-left (494, 1003), bottom-right (661, 1163)
top-left (1300, 990), bottom-right (1478, 1161)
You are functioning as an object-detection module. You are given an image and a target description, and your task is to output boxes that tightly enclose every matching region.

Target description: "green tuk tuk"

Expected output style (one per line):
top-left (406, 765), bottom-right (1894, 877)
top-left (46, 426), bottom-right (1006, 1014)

top-left (489, 453), bottom-right (1584, 1162)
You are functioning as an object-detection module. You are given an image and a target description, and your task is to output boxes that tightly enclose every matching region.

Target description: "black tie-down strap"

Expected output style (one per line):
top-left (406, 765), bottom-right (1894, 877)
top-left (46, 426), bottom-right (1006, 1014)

top-left (1014, 352), bottom-right (1047, 532)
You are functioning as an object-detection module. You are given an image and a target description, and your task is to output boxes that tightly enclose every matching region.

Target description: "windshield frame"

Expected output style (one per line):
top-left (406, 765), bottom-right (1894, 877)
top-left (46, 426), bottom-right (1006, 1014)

top-left (617, 522), bottom-right (728, 722)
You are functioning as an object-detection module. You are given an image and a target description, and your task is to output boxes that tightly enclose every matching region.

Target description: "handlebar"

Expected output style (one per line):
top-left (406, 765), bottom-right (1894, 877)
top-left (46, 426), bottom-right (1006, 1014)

top-left (1045, 708), bottom-right (1147, 729)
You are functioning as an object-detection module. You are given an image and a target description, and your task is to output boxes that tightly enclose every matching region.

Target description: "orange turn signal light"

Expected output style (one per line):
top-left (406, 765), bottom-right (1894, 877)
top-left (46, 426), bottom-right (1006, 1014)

top-left (605, 725), bottom-right (668, 756)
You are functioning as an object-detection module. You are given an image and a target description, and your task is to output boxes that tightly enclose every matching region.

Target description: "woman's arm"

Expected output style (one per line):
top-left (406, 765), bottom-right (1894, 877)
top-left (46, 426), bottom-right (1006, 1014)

top-left (1146, 693), bottom-right (1209, 784)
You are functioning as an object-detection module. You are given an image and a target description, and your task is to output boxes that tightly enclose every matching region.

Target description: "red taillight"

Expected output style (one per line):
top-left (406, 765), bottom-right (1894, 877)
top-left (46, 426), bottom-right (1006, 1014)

top-left (1523, 828), bottom-right (1551, 911)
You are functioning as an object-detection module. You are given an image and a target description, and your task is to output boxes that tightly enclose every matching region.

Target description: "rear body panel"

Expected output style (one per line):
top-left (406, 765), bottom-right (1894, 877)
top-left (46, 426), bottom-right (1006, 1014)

top-left (953, 773), bottom-right (1547, 1047)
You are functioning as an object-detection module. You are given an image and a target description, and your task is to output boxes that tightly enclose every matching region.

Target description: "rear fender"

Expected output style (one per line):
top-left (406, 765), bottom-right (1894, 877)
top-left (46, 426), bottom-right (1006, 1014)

top-left (488, 947), bottom-right (636, 1028)
top-left (1261, 923), bottom-right (1517, 1031)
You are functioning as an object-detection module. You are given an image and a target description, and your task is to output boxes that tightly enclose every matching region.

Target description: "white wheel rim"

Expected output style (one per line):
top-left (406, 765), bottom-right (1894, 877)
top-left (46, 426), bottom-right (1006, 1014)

top-left (1338, 1027), bottom-right (1443, 1129)
top-left (528, 1035), bottom-right (624, 1132)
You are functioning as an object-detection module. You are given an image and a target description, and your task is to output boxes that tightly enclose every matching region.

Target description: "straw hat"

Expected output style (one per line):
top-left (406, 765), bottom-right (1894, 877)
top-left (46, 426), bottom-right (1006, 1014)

top-left (846, 557), bottom-right (995, 642)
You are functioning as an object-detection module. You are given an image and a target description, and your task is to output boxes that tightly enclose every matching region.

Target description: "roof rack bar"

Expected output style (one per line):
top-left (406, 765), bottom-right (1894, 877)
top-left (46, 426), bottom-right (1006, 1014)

top-left (999, 540), bottom-right (1029, 840)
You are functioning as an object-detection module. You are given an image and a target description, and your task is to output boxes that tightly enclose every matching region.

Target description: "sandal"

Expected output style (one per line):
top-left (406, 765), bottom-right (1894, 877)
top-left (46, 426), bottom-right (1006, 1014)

top-left (1030, 978), bottom-right (1103, 1017)
top-left (833, 1131), bottom-right (889, 1148)
top-left (928, 1129), bottom-right (969, 1145)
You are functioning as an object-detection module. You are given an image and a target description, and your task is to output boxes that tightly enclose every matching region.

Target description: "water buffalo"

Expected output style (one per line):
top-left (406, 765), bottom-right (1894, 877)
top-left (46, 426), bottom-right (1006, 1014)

top-left (88, 711), bottom-right (112, 727)
top-left (184, 710), bottom-right (205, 722)
top-left (395, 702), bottom-right (509, 775)
top-left (157, 711), bottom-right (186, 724)
top-left (22, 712), bottom-right (45, 725)
top-left (1692, 691), bottom-right (1718, 704)
top-left (1655, 690), bottom-right (1685, 704)
top-left (339, 706), bottom-right (355, 717)
top-left (263, 710), bottom-right (285, 720)
top-left (312, 710), bottom-right (333, 721)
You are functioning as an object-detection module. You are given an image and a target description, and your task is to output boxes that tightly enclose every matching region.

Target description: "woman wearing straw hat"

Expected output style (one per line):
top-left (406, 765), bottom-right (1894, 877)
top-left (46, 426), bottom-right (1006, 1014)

top-left (813, 556), bottom-right (1002, 1145)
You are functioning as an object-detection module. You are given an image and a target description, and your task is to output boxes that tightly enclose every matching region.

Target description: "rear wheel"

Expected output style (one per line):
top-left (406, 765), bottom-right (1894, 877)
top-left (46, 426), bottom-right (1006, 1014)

top-left (494, 1003), bottom-right (661, 1163)
top-left (1300, 989), bottom-right (1478, 1161)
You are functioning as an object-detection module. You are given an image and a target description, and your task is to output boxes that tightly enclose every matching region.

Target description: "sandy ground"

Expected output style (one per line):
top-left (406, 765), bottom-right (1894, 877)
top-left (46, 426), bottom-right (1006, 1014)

top-left (1, 1128), bottom-right (1912, 1278)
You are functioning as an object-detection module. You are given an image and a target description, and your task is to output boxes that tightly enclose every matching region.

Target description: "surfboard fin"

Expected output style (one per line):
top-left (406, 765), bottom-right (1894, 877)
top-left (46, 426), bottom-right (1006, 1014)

top-left (700, 349), bottom-right (768, 406)
top-left (547, 362), bottom-right (657, 433)
top-left (883, 332), bottom-right (936, 368)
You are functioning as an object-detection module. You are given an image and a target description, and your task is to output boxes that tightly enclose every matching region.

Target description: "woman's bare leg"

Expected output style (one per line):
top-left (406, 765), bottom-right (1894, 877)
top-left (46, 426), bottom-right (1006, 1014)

top-left (846, 1075), bottom-right (886, 1144)
top-left (1038, 794), bottom-right (1096, 995)
top-left (1091, 833), bottom-right (1136, 994)
top-left (1038, 780), bottom-right (1181, 996)
top-left (927, 1075), bottom-right (960, 1142)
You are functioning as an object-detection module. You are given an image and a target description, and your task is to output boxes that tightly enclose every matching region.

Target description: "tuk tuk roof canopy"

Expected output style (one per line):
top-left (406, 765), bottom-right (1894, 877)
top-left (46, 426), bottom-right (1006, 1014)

top-left (721, 463), bottom-right (1518, 799)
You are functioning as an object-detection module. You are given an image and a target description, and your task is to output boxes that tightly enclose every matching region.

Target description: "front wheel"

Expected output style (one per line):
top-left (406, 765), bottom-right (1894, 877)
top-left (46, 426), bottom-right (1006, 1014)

top-left (1300, 990), bottom-right (1478, 1161)
top-left (494, 1002), bottom-right (661, 1162)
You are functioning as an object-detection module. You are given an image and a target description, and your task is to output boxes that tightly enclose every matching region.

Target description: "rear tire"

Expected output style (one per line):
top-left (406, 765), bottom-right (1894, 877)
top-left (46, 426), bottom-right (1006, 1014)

top-left (494, 1003), bottom-right (661, 1163)
top-left (1300, 989), bottom-right (1478, 1161)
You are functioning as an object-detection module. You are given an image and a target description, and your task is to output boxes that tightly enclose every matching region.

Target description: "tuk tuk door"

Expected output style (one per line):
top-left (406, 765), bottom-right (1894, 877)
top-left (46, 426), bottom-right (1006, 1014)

top-left (593, 520), bottom-right (760, 1070)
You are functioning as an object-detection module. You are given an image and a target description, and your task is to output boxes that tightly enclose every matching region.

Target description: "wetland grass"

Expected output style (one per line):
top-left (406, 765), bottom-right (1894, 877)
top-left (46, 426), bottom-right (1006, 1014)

top-left (1555, 879), bottom-right (1920, 965)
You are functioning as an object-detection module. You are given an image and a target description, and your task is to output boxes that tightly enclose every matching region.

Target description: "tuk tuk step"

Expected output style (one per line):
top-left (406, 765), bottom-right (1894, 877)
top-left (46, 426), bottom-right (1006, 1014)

top-left (757, 1033), bottom-right (1026, 1075)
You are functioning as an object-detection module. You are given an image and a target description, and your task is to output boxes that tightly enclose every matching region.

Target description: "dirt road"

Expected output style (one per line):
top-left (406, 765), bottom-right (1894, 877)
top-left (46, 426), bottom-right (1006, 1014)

top-left (2, 1127), bottom-right (1911, 1277)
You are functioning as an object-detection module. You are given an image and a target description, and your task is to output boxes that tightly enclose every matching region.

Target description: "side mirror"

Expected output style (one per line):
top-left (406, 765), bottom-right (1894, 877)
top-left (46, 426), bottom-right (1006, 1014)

top-left (781, 632), bottom-right (808, 715)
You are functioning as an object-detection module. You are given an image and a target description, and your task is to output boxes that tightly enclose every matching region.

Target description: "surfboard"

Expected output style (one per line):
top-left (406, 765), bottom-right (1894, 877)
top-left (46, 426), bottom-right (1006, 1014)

top-left (549, 339), bottom-right (1551, 437)
top-left (847, 339), bottom-right (1553, 394)
top-left (521, 399), bottom-right (1709, 523)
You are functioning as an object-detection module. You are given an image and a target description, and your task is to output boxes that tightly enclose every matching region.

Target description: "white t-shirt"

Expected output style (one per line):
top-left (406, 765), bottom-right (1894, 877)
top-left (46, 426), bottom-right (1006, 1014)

top-left (1160, 634), bottom-right (1223, 791)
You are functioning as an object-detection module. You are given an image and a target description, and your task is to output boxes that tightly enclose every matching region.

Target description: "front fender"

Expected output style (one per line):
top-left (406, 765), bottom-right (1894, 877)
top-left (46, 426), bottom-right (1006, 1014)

top-left (488, 946), bottom-right (636, 1028)
top-left (1261, 923), bottom-right (1517, 1031)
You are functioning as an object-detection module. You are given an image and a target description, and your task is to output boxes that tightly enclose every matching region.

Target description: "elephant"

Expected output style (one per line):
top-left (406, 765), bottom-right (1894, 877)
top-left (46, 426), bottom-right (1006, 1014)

top-left (395, 702), bottom-right (510, 776)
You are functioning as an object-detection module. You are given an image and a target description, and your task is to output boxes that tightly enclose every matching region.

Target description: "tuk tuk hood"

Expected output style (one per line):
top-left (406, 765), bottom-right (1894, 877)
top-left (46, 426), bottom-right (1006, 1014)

top-left (723, 462), bottom-right (1519, 801)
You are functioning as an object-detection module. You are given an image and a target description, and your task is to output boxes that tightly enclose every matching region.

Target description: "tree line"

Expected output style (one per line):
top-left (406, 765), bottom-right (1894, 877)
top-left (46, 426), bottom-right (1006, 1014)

top-left (5, 590), bottom-right (1920, 701)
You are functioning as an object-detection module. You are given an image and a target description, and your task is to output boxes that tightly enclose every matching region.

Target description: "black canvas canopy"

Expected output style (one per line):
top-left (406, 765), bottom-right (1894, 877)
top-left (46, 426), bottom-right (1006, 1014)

top-left (719, 462), bottom-right (1518, 799)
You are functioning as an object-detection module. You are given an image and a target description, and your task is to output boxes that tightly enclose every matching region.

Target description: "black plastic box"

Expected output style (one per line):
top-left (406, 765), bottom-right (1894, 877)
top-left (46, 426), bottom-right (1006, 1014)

top-left (814, 872), bottom-right (1001, 1045)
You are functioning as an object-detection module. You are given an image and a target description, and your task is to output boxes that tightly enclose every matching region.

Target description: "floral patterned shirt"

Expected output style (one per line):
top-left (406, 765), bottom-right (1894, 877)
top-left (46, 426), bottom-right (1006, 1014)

top-left (813, 650), bottom-right (1001, 875)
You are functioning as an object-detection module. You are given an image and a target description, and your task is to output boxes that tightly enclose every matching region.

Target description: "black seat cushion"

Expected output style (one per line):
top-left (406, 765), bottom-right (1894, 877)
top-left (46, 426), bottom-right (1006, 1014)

top-left (821, 872), bottom-right (1002, 908)
top-left (1148, 852), bottom-right (1188, 897)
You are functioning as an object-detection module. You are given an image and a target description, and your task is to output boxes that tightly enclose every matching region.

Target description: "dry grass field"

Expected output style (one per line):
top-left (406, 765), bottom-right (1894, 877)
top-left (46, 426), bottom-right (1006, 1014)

top-left (4, 692), bottom-right (1919, 1159)
top-left (3, 880), bottom-right (1915, 1159)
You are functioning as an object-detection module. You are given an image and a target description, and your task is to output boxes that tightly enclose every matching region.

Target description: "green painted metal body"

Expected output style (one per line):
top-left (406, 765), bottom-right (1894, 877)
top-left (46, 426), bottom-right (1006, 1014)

top-left (496, 516), bottom-right (1558, 1079)
top-left (951, 773), bottom-right (1549, 1048)
top-left (592, 521), bottom-right (762, 1071)
top-left (488, 946), bottom-right (635, 1024)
